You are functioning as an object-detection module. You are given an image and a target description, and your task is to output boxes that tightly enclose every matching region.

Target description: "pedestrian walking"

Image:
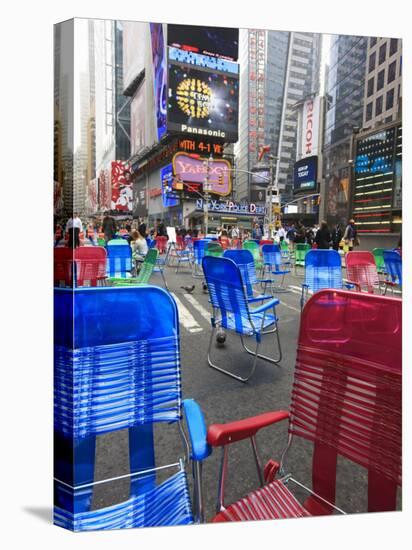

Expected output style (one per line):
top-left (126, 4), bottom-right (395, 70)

top-left (102, 212), bottom-right (117, 243)
top-left (331, 224), bottom-right (343, 251)
top-left (252, 222), bottom-right (262, 240)
top-left (343, 219), bottom-right (359, 251)
top-left (315, 220), bottom-right (332, 249)
top-left (66, 212), bottom-right (83, 248)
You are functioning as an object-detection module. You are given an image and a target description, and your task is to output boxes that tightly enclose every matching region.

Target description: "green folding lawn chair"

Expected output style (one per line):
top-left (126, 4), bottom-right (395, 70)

top-left (372, 248), bottom-right (386, 274)
top-left (294, 243), bottom-right (311, 273)
top-left (243, 240), bottom-right (263, 272)
top-left (205, 242), bottom-right (223, 257)
top-left (108, 249), bottom-right (159, 286)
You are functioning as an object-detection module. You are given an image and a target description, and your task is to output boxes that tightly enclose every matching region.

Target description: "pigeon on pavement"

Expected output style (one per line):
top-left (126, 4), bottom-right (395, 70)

top-left (181, 285), bottom-right (195, 293)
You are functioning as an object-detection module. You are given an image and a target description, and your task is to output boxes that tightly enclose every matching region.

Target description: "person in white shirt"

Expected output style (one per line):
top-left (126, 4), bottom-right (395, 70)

top-left (66, 213), bottom-right (83, 248)
top-left (130, 230), bottom-right (149, 268)
top-left (277, 225), bottom-right (286, 243)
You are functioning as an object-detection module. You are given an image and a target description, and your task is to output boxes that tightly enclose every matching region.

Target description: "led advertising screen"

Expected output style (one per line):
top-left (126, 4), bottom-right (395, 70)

top-left (167, 24), bottom-right (239, 61)
top-left (167, 62), bottom-right (239, 142)
top-left (293, 156), bottom-right (318, 194)
top-left (160, 163), bottom-right (180, 207)
top-left (250, 167), bottom-right (271, 186)
top-left (150, 23), bottom-right (167, 140)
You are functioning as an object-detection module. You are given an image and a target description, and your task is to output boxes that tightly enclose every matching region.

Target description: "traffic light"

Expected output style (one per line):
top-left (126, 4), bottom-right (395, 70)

top-left (173, 177), bottom-right (183, 191)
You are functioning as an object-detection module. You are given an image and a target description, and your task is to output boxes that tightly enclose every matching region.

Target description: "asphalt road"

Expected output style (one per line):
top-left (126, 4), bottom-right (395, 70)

top-left (91, 257), bottom-right (401, 523)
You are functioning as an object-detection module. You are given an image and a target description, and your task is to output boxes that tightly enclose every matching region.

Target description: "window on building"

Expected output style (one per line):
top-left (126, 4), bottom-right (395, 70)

top-left (379, 42), bottom-right (387, 64)
top-left (388, 60), bottom-right (396, 83)
top-left (370, 37), bottom-right (377, 47)
top-left (367, 77), bottom-right (374, 97)
top-left (389, 38), bottom-right (398, 56)
top-left (377, 69), bottom-right (385, 91)
top-left (366, 102), bottom-right (373, 121)
top-left (375, 95), bottom-right (383, 116)
top-left (368, 52), bottom-right (376, 72)
top-left (386, 88), bottom-right (394, 110)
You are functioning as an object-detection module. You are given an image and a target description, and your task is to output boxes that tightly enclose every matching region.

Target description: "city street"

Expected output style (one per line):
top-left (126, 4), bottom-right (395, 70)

top-left (90, 260), bottom-right (398, 521)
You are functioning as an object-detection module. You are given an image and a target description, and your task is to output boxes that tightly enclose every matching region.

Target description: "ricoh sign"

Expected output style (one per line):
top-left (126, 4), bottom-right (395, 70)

top-left (300, 96), bottom-right (320, 159)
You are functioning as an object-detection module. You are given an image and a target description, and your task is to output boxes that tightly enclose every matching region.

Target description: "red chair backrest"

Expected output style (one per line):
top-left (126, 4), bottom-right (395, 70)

top-left (259, 239), bottom-right (273, 246)
top-left (74, 246), bottom-right (107, 286)
top-left (54, 246), bottom-right (107, 287)
top-left (290, 290), bottom-right (401, 514)
top-left (176, 235), bottom-right (185, 250)
top-left (219, 236), bottom-right (230, 250)
top-left (155, 236), bottom-right (168, 253)
top-left (346, 251), bottom-right (380, 293)
top-left (54, 247), bottom-right (74, 286)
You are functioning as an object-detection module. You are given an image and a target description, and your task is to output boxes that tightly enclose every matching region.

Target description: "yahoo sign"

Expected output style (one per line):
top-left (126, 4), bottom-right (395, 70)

top-left (172, 152), bottom-right (232, 196)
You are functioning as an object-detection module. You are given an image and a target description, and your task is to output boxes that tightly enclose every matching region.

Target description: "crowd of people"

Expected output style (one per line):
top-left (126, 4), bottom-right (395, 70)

top-left (55, 213), bottom-right (365, 254)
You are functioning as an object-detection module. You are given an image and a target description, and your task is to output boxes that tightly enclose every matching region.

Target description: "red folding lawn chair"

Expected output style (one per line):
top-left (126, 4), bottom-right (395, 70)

top-left (345, 250), bottom-right (381, 293)
top-left (207, 289), bottom-right (401, 521)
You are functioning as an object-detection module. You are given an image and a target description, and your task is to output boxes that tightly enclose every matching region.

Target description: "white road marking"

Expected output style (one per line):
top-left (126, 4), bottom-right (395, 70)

top-left (183, 293), bottom-right (212, 324)
top-left (170, 293), bottom-right (203, 333)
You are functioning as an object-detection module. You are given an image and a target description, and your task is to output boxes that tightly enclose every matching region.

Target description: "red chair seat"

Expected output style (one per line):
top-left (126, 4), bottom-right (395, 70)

top-left (212, 479), bottom-right (310, 522)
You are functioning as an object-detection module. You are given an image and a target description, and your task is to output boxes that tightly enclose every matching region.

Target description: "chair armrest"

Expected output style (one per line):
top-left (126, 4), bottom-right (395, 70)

top-left (251, 297), bottom-right (280, 314)
top-left (247, 294), bottom-right (273, 303)
top-left (256, 278), bottom-right (273, 284)
top-left (207, 411), bottom-right (290, 447)
top-left (182, 399), bottom-right (212, 461)
top-left (344, 279), bottom-right (360, 290)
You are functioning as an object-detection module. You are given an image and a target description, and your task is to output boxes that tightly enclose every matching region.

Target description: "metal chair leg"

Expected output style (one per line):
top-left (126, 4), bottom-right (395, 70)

top-left (239, 320), bottom-right (282, 364)
top-left (207, 325), bottom-right (261, 383)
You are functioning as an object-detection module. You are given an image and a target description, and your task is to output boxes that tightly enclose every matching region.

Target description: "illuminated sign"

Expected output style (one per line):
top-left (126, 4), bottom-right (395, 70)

top-left (177, 138), bottom-right (224, 156)
top-left (195, 199), bottom-right (265, 216)
top-left (168, 62), bottom-right (239, 142)
top-left (160, 164), bottom-right (180, 207)
top-left (293, 156), bottom-right (318, 194)
top-left (168, 47), bottom-right (239, 74)
top-left (167, 25), bottom-right (239, 61)
top-left (172, 152), bottom-right (232, 196)
top-left (251, 166), bottom-right (270, 186)
top-left (176, 78), bottom-right (212, 118)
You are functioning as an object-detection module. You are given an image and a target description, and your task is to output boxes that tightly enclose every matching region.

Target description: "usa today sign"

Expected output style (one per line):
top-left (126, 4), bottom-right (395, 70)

top-left (293, 156), bottom-right (318, 194)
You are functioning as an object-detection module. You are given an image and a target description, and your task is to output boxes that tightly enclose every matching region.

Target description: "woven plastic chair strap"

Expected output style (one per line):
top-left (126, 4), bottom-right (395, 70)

top-left (289, 345), bottom-right (402, 494)
top-left (54, 469), bottom-right (192, 530)
top-left (346, 264), bottom-right (379, 290)
top-left (54, 335), bottom-right (181, 438)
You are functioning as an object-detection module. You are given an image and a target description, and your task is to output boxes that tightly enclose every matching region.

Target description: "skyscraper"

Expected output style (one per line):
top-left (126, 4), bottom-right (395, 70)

top-left (322, 34), bottom-right (367, 226)
top-left (235, 30), bottom-right (321, 204)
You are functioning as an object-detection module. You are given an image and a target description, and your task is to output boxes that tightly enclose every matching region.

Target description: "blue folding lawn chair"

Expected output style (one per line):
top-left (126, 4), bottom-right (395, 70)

top-left (54, 286), bottom-right (210, 531)
top-left (192, 238), bottom-right (211, 278)
top-left (106, 239), bottom-right (133, 278)
top-left (383, 250), bottom-right (402, 295)
top-left (202, 256), bottom-right (282, 382)
top-left (175, 239), bottom-right (194, 274)
top-left (223, 249), bottom-right (273, 304)
top-left (261, 244), bottom-right (291, 291)
top-left (301, 249), bottom-right (348, 310)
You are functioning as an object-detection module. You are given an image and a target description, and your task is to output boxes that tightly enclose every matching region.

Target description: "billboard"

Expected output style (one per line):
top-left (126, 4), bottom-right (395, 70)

top-left (299, 96), bottom-right (321, 159)
top-left (150, 23), bottom-right (167, 140)
top-left (168, 46), bottom-right (238, 74)
top-left (86, 178), bottom-right (98, 213)
top-left (160, 164), bottom-right (180, 207)
top-left (250, 188), bottom-right (266, 203)
top-left (110, 161), bottom-right (133, 212)
top-left (293, 156), bottom-right (318, 194)
top-left (122, 21), bottom-right (146, 90)
top-left (167, 24), bottom-right (239, 61)
top-left (172, 152), bottom-right (232, 196)
top-left (167, 62), bottom-right (239, 142)
top-left (98, 168), bottom-right (111, 211)
top-left (250, 167), bottom-right (271, 186)
top-left (130, 82), bottom-right (146, 155)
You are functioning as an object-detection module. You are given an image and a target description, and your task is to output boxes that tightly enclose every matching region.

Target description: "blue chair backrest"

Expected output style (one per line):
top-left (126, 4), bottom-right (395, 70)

top-left (106, 239), bottom-right (132, 277)
top-left (54, 286), bottom-right (187, 527)
top-left (202, 256), bottom-right (251, 333)
top-left (304, 249), bottom-right (343, 292)
top-left (262, 244), bottom-right (282, 269)
top-left (146, 238), bottom-right (156, 248)
top-left (383, 250), bottom-right (402, 286)
top-left (193, 238), bottom-right (211, 264)
top-left (223, 249), bottom-right (257, 298)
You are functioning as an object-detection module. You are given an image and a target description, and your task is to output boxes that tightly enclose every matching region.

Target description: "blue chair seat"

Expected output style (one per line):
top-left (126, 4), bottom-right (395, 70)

top-left (221, 311), bottom-right (278, 336)
top-left (54, 469), bottom-right (193, 531)
top-left (272, 269), bottom-right (291, 276)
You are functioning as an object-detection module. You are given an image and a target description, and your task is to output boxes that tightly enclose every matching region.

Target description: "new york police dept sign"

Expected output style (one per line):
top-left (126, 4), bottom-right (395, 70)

top-left (195, 199), bottom-right (266, 216)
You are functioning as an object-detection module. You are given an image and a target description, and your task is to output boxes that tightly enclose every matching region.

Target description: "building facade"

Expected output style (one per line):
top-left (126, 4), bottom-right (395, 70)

top-left (321, 34), bottom-right (368, 227)
top-left (235, 30), bottom-right (321, 207)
